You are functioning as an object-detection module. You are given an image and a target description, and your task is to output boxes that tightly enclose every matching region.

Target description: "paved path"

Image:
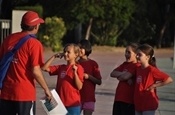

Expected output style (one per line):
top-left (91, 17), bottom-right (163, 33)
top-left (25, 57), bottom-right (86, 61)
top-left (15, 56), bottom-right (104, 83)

top-left (36, 48), bottom-right (175, 115)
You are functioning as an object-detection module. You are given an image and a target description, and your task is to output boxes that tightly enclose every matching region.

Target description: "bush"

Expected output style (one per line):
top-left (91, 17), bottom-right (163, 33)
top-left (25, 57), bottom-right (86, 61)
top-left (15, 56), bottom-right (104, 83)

top-left (42, 17), bottom-right (66, 52)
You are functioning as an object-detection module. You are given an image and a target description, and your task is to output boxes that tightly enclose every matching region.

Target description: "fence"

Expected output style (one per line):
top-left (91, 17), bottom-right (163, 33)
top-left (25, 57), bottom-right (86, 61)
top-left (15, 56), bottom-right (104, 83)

top-left (0, 19), bottom-right (11, 44)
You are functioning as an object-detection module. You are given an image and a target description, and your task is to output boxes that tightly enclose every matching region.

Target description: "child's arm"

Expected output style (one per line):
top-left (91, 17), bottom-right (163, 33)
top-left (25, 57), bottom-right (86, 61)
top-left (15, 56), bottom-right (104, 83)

top-left (110, 70), bottom-right (125, 78)
top-left (127, 78), bottom-right (134, 85)
top-left (110, 70), bottom-right (132, 81)
top-left (73, 65), bottom-right (83, 90)
top-left (147, 77), bottom-right (173, 91)
top-left (84, 73), bottom-right (102, 85)
top-left (41, 54), bottom-right (60, 72)
top-left (117, 72), bottom-right (133, 81)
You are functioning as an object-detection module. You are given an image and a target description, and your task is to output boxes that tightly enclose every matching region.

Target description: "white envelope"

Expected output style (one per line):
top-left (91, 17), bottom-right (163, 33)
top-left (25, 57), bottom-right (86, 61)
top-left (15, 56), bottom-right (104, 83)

top-left (40, 89), bottom-right (68, 115)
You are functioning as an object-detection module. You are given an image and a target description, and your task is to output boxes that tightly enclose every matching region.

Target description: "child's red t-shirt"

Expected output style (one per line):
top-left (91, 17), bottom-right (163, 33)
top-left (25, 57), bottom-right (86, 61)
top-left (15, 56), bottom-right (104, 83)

top-left (114, 62), bottom-right (139, 104)
top-left (49, 64), bottom-right (84, 107)
top-left (134, 65), bottom-right (169, 111)
top-left (79, 59), bottom-right (102, 102)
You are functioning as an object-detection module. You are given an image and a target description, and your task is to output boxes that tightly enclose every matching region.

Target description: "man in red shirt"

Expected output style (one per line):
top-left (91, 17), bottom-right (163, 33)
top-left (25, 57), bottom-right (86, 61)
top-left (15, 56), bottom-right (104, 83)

top-left (0, 11), bottom-right (52, 115)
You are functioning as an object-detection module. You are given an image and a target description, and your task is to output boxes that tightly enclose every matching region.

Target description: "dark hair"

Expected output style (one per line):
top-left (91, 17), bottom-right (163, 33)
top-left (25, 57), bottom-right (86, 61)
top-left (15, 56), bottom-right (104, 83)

top-left (137, 44), bottom-right (156, 67)
top-left (79, 39), bottom-right (92, 56)
top-left (21, 24), bottom-right (36, 31)
top-left (127, 42), bottom-right (139, 53)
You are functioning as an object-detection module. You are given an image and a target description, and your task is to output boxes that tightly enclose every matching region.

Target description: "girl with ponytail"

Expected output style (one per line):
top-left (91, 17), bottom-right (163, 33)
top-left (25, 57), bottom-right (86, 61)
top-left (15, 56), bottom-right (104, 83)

top-left (134, 44), bottom-right (173, 115)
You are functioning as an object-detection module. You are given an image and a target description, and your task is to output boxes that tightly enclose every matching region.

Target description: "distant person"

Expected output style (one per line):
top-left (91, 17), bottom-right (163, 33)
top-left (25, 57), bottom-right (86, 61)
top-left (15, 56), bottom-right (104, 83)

top-left (134, 44), bottom-right (173, 115)
top-left (78, 39), bottom-right (102, 115)
top-left (42, 43), bottom-right (84, 115)
top-left (110, 43), bottom-right (139, 115)
top-left (0, 11), bottom-right (52, 115)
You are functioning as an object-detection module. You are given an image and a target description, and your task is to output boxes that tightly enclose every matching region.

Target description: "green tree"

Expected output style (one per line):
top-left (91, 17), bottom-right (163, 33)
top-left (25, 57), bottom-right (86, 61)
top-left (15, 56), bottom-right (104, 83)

top-left (42, 17), bottom-right (66, 52)
top-left (69, 0), bottom-right (135, 45)
top-left (119, 0), bottom-right (175, 48)
top-left (118, 0), bottom-right (156, 46)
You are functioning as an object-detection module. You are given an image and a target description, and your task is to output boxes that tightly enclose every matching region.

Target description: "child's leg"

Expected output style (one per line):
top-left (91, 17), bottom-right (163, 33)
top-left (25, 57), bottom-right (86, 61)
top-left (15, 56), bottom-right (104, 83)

top-left (81, 102), bottom-right (95, 115)
top-left (135, 110), bottom-right (155, 115)
top-left (112, 101), bottom-right (121, 115)
top-left (143, 110), bottom-right (155, 115)
top-left (83, 110), bottom-right (93, 115)
top-left (66, 106), bottom-right (81, 115)
top-left (113, 101), bottom-right (135, 115)
top-left (135, 111), bottom-right (142, 115)
top-left (120, 102), bottom-right (135, 115)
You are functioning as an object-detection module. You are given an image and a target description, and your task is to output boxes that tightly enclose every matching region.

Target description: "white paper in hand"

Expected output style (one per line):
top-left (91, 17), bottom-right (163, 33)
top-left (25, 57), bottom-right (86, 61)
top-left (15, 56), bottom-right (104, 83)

top-left (40, 89), bottom-right (68, 115)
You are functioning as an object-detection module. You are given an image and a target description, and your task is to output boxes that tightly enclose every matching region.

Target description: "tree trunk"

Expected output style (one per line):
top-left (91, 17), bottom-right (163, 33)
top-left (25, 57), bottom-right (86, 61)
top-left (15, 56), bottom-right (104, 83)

top-left (85, 18), bottom-right (93, 40)
top-left (74, 23), bottom-right (82, 43)
top-left (158, 21), bottom-right (168, 48)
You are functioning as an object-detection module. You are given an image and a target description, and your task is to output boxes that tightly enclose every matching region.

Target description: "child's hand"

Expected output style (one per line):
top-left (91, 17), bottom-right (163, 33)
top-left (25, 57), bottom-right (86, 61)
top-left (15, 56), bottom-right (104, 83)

top-left (146, 84), bottom-right (156, 92)
top-left (54, 53), bottom-right (64, 59)
top-left (127, 79), bottom-right (133, 85)
top-left (72, 65), bottom-right (78, 72)
top-left (84, 73), bottom-right (89, 79)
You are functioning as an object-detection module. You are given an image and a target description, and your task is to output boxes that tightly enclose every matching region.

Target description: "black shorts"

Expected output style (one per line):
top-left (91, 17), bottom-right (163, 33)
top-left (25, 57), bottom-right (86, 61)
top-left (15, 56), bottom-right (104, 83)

top-left (0, 99), bottom-right (36, 115)
top-left (112, 101), bottom-right (135, 115)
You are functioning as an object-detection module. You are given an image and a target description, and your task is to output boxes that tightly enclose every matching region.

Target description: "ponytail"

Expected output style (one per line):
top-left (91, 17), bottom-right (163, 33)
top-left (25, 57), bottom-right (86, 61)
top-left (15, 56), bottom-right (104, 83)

top-left (149, 56), bottom-right (156, 67)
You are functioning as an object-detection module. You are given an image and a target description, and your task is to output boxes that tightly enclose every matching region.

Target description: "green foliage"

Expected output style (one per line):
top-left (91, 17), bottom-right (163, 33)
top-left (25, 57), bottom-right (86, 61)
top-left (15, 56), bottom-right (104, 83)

top-left (118, 0), bottom-right (157, 46)
top-left (90, 0), bottom-right (135, 46)
top-left (42, 17), bottom-right (66, 52)
top-left (39, 0), bottom-right (135, 46)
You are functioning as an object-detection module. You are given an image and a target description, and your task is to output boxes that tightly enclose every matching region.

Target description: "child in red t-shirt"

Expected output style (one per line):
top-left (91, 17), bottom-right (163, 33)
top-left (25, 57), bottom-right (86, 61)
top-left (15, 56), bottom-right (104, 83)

top-left (134, 44), bottom-right (173, 115)
top-left (110, 43), bottom-right (139, 115)
top-left (78, 39), bottom-right (102, 115)
top-left (42, 43), bottom-right (84, 115)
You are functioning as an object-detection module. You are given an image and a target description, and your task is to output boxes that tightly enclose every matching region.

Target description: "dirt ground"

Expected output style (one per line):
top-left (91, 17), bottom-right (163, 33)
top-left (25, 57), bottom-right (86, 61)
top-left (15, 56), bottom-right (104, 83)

top-left (92, 46), bottom-right (174, 58)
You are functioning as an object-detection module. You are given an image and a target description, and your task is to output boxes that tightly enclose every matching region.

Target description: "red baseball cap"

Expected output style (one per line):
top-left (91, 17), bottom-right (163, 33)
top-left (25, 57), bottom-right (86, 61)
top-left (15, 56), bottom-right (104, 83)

top-left (21, 11), bottom-right (44, 26)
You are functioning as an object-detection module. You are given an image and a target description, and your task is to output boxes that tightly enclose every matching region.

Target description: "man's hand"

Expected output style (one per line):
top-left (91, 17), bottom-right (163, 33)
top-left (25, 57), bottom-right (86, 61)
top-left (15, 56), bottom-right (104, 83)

top-left (44, 89), bottom-right (52, 101)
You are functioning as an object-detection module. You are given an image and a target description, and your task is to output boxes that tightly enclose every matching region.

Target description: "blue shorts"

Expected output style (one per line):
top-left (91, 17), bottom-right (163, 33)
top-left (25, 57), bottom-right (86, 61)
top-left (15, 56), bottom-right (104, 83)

top-left (66, 106), bottom-right (81, 115)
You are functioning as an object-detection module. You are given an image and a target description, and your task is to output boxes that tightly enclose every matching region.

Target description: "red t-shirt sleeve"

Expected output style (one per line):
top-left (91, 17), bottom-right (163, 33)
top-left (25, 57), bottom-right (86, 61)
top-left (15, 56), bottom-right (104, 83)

top-left (114, 62), bottom-right (125, 71)
top-left (152, 67), bottom-right (169, 81)
top-left (28, 39), bottom-right (44, 67)
top-left (49, 65), bottom-right (61, 76)
top-left (127, 63), bottom-right (138, 75)
top-left (92, 61), bottom-right (102, 80)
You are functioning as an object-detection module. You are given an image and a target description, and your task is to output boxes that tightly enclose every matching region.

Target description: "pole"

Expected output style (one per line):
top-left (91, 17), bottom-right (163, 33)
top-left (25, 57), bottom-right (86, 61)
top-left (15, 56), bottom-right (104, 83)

top-left (173, 23), bottom-right (175, 68)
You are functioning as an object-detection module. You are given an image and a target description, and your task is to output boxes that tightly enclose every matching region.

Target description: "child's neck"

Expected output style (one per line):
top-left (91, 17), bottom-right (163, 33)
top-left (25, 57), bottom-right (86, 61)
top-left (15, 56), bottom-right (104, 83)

top-left (79, 56), bottom-right (88, 61)
top-left (126, 59), bottom-right (137, 63)
top-left (141, 63), bottom-right (149, 68)
top-left (67, 61), bottom-right (76, 65)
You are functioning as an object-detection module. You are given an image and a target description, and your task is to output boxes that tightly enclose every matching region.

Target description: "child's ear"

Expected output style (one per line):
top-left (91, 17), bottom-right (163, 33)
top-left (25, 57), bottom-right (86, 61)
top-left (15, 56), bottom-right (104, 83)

top-left (146, 55), bottom-right (150, 60)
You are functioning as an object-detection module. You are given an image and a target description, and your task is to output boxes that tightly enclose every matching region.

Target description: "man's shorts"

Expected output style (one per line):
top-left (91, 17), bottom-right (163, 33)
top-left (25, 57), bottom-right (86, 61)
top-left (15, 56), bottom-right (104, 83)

top-left (0, 99), bottom-right (35, 115)
top-left (81, 102), bottom-right (95, 112)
